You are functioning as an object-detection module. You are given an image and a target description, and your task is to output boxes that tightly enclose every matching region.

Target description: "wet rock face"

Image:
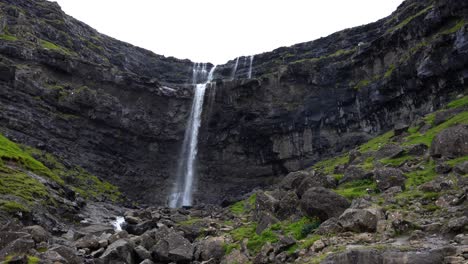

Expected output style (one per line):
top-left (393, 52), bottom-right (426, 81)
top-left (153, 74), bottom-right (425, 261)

top-left (0, 0), bottom-right (467, 205)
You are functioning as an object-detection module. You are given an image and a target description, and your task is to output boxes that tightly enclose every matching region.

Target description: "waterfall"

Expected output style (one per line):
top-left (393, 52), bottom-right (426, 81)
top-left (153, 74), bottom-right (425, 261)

top-left (248, 55), bottom-right (254, 78)
top-left (169, 63), bottom-right (216, 208)
top-left (231, 57), bottom-right (239, 80)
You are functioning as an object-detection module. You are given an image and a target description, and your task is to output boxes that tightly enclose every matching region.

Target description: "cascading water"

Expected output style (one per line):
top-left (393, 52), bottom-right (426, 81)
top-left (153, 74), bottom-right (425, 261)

top-left (248, 55), bottom-right (254, 78)
top-left (231, 57), bottom-right (239, 80)
top-left (168, 63), bottom-right (216, 208)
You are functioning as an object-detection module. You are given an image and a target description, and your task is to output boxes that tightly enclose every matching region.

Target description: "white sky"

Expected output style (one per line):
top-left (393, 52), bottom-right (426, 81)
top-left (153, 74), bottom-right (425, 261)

top-left (51, 0), bottom-right (404, 64)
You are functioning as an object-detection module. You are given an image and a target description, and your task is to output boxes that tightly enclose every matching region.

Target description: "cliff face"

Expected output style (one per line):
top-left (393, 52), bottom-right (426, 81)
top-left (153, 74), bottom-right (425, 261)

top-left (0, 0), bottom-right (467, 204)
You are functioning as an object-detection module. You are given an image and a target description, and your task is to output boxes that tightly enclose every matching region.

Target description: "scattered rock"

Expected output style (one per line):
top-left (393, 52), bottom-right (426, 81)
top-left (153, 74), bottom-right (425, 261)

top-left (375, 144), bottom-right (405, 159)
top-left (338, 209), bottom-right (378, 232)
top-left (374, 168), bottom-right (406, 191)
top-left (430, 125), bottom-right (468, 158)
top-left (339, 166), bottom-right (373, 184)
top-left (300, 187), bottom-right (350, 221)
top-left (99, 239), bottom-right (135, 264)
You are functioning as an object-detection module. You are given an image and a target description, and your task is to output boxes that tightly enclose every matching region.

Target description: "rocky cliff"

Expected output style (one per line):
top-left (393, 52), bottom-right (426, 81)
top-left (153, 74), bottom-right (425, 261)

top-left (0, 0), bottom-right (467, 205)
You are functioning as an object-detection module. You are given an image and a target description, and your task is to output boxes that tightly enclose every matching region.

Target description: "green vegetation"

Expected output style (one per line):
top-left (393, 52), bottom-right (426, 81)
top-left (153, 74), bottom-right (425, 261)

top-left (313, 154), bottom-right (348, 176)
top-left (230, 193), bottom-right (256, 215)
top-left (447, 95), bottom-right (468, 109)
top-left (0, 199), bottom-right (30, 213)
top-left (39, 39), bottom-right (73, 55)
top-left (223, 243), bottom-right (240, 254)
top-left (290, 48), bottom-right (356, 65)
top-left (0, 134), bottom-right (63, 184)
top-left (405, 160), bottom-right (436, 188)
top-left (300, 234), bottom-right (322, 249)
top-left (335, 179), bottom-right (376, 200)
top-left (380, 155), bottom-right (413, 166)
top-left (405, 111), bottom-right (468, 146)
top-left (0, 34), bottom-right (18, 41)
top-left (354, 79), bottom-right (371, 90)
top-left (0, 133), bottom-right (121, 211)
top-left (446, 155), bottom-right (468, 167)
top-left (271, 216), bottom-right (321, 240)
top-left (230, 223), bottom-right (279, 254)
top-left (384, 64), bottom-right (396, 78)
top-left (177, 217), bottom-right (203, 226)
top-left (387, 5), bottom-right (433, 33)
top-left (439, 19), bottom-right (465, 35)
top-left (27, 256), bottom-right (40, 264)
top-left (359, 131), bottom-right (395, 152)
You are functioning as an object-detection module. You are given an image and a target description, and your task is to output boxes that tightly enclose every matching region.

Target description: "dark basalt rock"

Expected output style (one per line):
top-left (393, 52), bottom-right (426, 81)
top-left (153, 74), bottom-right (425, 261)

top-left (430, 125), bottom-right (468, 159)
top-left (0, 0), bottom-right (466, 205)
top-left (300, 187), bottom-right (350, 221)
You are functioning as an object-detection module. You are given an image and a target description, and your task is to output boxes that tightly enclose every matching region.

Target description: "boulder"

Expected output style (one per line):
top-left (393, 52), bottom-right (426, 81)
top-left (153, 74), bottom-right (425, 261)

top-left (254, 191), bottom-right (277, 220)
top-left (21, 225), bottom-right (49, 243)
top-left (134, 245), bottom-right (151, 262)
top-left (300, 187), bottom-right (350, 221)
top-left (75, 234), bottom-right (100, 250)
top-left (275, 191), bottom-right (300, 220)
top-left (256, 211), bottom-right (279, 234)
top-left (406, 144), bottom-right (428, 156)
top-left (315, 217), bottom-right (343, 235)
top-left (338, 209), bottom-right (378, 232)
top-left (278, 171), bottom-right (308, 190)
top-left (49, 245), bottom-right (83, 264)
top-left (220, 249), bottom-right (250, 264)
top-left (194, 236), bottom-right (225, 261)
top-left (0, 233), bottom-right (35, 259)
top-left (339, 166), bottom-right (373, 184)
top-left (375, 144), bottom-right (405, 159)
top-left (151, 228), bottom-right (193, 262)
top-left (430, 125), bottom-right (468, 158)
top-left (99, 239), bottom-right (136, 264)
top-left (374, 168), bottom-right (406, 191)
top-left (125, 220), bottom-right (158, 236)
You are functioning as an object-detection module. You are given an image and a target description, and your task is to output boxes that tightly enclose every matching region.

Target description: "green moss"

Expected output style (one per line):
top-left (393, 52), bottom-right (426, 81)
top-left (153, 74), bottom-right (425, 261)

top-left (359, 131), bottom-right (395, 152)
top-left (384, 64), bottom-right (396, 78)
top-left (223, 243), bottom-right (240, 254)
top-left (0, 170), bottom-right (49, 202)
top-left (177, 217), bottom-right (203, 226)
top-left (388, 5), bottom-right (433, 33)
top-left (274, 217), bottom-right (320, 240)
top-left (27, 256), bottom-right (40, 264)
top-left (0, 34), bottom-right (17, 41)
top-left (446, 155), bottom-right (468, 167)
top-left (313, 154), bottom-right (349, 175)
top-left (39, 39), bottom-right (73, 55)
top-left (447, 95), bottom-right (468, 109)
top-left (360, 157), bottom-right (375, 170)
top-left (405, 111), bottom-right (468, 146)
top-left (229, 193), bottom-right (256, 215)
top-left (354, 79), bottom-right (371, 90)
top-left (335, 179), bottom-right (376, 200)
top-left (247, 229), bottom-right (279, 254)
top-left (0, 134), bottom-right (63, 184)
top-left (229, 223), bottom-right (279, 254)
top-left (300, 234), bottom-right (322, 249)
top-left (0, 199), bottom-right (30, 213)
top-left (380, 155), bottom-right (413, 166)
top-left (439, 19), bottom-right (465, 35)
top-left (405, 160), bottom-right (436, 188)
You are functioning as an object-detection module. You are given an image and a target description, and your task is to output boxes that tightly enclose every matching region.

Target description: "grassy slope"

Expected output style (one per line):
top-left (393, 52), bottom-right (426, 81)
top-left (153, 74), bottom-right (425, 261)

top-left (0, 133), bottom-right (121, 214)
